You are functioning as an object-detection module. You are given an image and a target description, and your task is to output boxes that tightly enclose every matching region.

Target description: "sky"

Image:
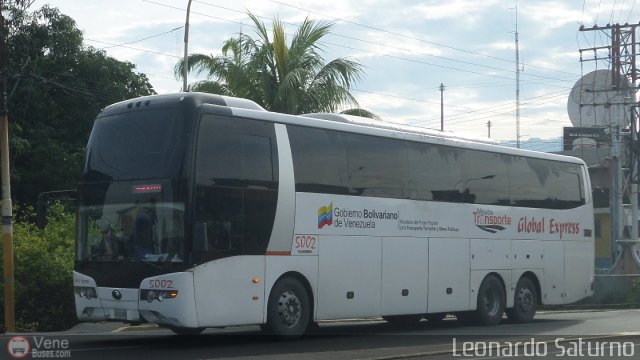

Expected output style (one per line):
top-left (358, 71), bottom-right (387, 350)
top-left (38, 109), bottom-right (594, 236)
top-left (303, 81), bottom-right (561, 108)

top-left (29, 0), bottom-right (640, 150)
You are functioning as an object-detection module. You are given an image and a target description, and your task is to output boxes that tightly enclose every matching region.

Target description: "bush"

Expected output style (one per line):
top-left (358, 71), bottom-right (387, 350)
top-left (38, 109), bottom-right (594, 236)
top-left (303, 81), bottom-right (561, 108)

top-left (0, 202), bottom-right (77, 331)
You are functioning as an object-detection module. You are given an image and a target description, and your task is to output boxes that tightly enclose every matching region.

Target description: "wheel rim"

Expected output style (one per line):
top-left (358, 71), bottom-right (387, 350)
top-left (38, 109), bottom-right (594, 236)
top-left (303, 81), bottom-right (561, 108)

top-left (277, 290), bottom-right (302, 328)
top-left (483, 286), bottom-right (501, 316)
top-left (516, 287), bottom-right (535, 314)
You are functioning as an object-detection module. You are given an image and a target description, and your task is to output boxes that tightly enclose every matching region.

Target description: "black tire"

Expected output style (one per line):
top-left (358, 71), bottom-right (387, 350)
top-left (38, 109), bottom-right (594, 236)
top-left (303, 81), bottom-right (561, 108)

top-left (476, 275), bottom-right (505, 326)
top-left (263, 277), bottom-right (311, 339)
top-left (169, 326), bottom-right (205, 335)
top-left (425, 313), bottom-right (447, 323)
top-left (383, 314), bottom-right (423, 327)
top-left (506, 277), bottom-right (538, 323)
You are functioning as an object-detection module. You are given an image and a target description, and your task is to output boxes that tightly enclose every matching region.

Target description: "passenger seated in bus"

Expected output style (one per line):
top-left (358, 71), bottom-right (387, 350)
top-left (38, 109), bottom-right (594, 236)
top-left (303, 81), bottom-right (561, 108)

top-left (209, 221), bottom-right (231, 251)
top-left (92, 224), bottom-right (119, 258)
top-left (131, 213), bottom-right (155, 259)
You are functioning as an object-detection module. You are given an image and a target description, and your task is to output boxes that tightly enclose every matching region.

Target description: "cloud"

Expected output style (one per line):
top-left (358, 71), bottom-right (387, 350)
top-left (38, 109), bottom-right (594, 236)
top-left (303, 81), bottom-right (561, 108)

top-left (32, 0), bottom-right (638, 142)
top-left (520, 2), bottom-right (584, 35)
top-left (410, 0), bottom-right (501, 24)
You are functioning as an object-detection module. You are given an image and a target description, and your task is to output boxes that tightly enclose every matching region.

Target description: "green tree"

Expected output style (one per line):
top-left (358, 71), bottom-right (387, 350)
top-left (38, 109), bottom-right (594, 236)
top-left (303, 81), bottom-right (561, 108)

top-left (2, 3), bottom-right (155, 207)
top-left (0, 203), bottom-right (76, 331)
top-left (176, 12), bottom-right (377, 117)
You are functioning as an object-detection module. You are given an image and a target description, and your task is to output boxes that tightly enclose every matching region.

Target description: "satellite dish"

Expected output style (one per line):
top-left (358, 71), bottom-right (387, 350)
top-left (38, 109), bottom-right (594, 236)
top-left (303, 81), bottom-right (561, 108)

top-left (567, 69), bottom-right (632, 127)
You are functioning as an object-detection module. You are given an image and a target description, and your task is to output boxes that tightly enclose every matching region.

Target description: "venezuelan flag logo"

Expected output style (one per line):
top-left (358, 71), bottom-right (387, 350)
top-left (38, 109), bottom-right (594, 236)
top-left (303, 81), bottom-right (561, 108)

top-left (317, 203), bottom-right (333, 229)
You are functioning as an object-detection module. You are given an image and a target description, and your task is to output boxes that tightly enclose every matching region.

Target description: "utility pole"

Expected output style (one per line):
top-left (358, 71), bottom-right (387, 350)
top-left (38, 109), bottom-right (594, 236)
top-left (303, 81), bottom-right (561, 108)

top-left (439, 83), bottom-right (445, 131)
top-left (182, 0), bottom-right (193, 92)
top-left (579, 23), bottom-right (640, 271)
top-left (487, 120), bottom-right (492, 138)
top-left (514, 5), bottom-right (521, 149)
top-left (0, 6), bottom-right (15, 333)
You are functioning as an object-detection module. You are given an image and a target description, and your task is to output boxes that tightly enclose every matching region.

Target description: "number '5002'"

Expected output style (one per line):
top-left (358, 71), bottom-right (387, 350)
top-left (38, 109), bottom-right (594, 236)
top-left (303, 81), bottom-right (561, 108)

top-left (295, 235), bottom-right (316, 249)
top-left (149, 279), bottom-right (173, 289)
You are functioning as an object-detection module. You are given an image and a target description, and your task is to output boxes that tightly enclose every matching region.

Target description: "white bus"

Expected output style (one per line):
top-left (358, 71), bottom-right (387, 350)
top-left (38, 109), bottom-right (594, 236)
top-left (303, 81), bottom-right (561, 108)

top-left (73, 92), bottom-right (594, 337)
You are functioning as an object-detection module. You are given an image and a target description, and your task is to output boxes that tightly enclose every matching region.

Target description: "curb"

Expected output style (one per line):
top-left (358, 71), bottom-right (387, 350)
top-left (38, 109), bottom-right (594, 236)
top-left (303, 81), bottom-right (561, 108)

top-left (111, 324), bottom-right (160, 333)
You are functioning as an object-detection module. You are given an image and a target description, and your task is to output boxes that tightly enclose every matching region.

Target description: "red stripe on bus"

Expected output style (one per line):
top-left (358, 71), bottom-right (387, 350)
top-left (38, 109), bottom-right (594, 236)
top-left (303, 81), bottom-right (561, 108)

top-left (266, 251), bottom-right (291, 256)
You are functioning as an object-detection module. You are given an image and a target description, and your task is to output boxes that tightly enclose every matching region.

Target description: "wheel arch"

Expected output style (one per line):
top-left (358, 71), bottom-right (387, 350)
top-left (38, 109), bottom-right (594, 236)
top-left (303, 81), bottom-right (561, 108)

top-left (269, 271), bottom-right (315, 319)
top-left (470, 270), bottom-right (509, 310)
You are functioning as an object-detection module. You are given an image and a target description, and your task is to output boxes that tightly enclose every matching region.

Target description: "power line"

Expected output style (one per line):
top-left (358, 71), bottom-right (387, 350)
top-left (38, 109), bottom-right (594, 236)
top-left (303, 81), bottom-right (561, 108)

top-left (24, 72), bottom-right (120, 103)
top-left (97, 26), bottom-right (184, 50)
top-left (610, 0), bottom-right (619, 24)
top-left (407, 89), bottom-right (570, 127)
top-left (85, 38), bottom-right (182, 58)
top-left (136, 0), bottom-right (575, 142)
top-left (190, 0), bottom-right (577, 84)
top-left (143, 0), bottom-right (521, 82)
top-left (629, 0), bottom-right (637, 22)
top-left (267, 0), bottom-right (581, 78)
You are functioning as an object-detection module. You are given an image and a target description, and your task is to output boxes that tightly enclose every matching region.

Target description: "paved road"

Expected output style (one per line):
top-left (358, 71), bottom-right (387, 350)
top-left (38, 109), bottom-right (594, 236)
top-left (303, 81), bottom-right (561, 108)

top-left (3, 309), bottom-right (640, 359)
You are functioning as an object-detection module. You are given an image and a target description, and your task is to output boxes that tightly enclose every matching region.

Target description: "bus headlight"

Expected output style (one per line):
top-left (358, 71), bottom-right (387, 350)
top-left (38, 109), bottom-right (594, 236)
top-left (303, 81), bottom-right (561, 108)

top-left (140, 289), bottom-right (178, 303)
top-left (74, 286), bottom-right (97, 299)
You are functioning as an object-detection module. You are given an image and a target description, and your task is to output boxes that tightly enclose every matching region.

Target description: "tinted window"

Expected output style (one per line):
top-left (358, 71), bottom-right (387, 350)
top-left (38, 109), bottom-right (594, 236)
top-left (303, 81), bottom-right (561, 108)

top-left (459, 151), bottom-right (510, 205)
top-left (84, 107), bottom-right (187, 181)
top-left (194, 115), bottom-right (278, 261)
top-left (287, 126), bottom-right (349, 194)
top-left (289, 124), bottom-right (584, 209)
top-left (346, 133), bottom-right (410, 198)
top-left (509, 156), bottom-right (551, 208)
top-left (408, 142), bottom-right (464, 202)
top-left (544, 161), bottom-right (585, 209)
top-left (509, 157), bottom-right (584, 209)
top-left (196, 116), bottom-right (277, 189)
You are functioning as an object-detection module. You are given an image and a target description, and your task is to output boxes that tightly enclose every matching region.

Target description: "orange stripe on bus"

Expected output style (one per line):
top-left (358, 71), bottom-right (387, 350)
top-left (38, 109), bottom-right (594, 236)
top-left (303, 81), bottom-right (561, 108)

top-left (266, 251), bottom-right (291, 256)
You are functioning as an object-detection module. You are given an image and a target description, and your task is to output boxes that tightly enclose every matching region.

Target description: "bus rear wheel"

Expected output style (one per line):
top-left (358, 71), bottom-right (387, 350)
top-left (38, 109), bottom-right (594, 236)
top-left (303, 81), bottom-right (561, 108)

top-left (263, 277), bottom-right (311, 339)
top-left (506, 277), bottom-right (537, 323)
top-left (476, 275), bottom-right (505, 326)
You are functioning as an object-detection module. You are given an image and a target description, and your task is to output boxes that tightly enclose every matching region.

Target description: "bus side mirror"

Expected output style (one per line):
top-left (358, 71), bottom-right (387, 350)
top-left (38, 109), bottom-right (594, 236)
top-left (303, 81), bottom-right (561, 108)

top-left (193, 222), bottom-right (208, 253)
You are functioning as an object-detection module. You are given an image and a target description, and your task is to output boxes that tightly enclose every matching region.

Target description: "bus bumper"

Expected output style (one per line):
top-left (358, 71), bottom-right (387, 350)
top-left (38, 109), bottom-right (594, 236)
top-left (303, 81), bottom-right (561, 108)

top-left (139, 272), bottom-right (199, 328)
top-left (73, 271), bottom-right (142, 322)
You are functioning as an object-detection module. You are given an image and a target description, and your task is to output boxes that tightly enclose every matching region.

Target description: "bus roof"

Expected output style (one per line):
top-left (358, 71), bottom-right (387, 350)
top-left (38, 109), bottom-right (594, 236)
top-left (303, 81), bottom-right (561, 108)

top-left (98, 92), bottom-right (265, 117)
top-left (302, 112), bottom-right (498, 145)
top-left (99, 92), bottom-right (585, 166)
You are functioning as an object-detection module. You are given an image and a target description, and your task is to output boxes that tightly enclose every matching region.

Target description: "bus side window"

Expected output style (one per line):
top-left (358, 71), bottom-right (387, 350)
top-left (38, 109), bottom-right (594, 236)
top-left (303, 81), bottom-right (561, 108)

top-left (346, 133), bottom-right (410, 199)
top-left (287, 125), bottom-right (349, 195)
top-left (194, 114), bottom-right (278, 261)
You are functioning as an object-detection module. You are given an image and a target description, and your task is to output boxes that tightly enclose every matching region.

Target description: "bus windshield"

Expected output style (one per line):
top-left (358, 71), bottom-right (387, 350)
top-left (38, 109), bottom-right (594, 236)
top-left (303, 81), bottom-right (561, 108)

top-left (77, 201), bottom-right (185, 263)
top-left (83, 107), bottom-right (188, 182)
top-left (78, 104), bottom-right (191, 264)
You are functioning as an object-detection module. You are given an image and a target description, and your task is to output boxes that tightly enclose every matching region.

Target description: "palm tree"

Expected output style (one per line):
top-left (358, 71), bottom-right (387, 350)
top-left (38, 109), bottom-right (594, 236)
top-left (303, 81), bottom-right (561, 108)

top-left (175, 11), bottom-right (377, 118)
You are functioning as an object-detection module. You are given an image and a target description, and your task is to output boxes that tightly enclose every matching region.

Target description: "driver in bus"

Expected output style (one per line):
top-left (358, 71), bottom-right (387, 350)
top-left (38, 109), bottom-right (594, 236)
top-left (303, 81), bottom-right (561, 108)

top-left (93, 224), bottom-right (119, 258)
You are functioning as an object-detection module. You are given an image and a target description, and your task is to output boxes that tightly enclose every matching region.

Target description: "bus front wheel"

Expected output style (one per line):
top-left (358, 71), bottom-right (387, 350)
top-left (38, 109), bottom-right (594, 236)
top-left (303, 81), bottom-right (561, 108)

top-left (506, 277), bottom-right (537, 323)
top-left (476, 275), bottom-right (505, 326)
top-left (263, 277), bottom-right (311, 339)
